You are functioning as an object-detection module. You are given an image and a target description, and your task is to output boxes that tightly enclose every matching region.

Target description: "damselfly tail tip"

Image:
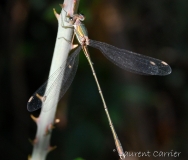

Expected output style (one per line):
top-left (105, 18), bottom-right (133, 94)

top-left (119, 154), bottom-right (126, 159)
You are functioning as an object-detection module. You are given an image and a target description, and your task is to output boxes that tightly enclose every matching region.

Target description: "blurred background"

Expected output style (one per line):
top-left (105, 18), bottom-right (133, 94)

top-left (0, 0), bottom-right (187, 159)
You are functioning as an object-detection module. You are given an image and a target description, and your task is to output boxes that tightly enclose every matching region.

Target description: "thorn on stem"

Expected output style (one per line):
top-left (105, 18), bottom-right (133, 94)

top-left (44, 129), bottom-right (50, 136)
top-left (73, 0), bottom-right (76, 12)
top-left (49, 124), bottom-right (55, 130)
top-left (48, 145), bottom-right (57, 152)
top-left (30, 114), bottom-right (38, 123)
top-left (59, 4), bottom-right (65, 8)
top-left (44, 124), bottom-right (55, 136)
top-left (53, 8), bottom-right (60, 20)
top-left (28, 155), bottom-right (31, 160)
top-left (36, 93), bottom-right (46, 102)
top-left (29, 138), bottom-right (38, 145)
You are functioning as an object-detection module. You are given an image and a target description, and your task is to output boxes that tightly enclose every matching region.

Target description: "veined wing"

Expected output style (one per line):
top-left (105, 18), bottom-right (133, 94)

top-left (27, 46), bottom-right (81, 112)
top-left (89, 39), bottom-right (171, 75)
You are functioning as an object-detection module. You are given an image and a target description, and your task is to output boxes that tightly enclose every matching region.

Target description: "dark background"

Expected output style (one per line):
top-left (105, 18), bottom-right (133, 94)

top-left (0, 0), bottom-right (187, 160)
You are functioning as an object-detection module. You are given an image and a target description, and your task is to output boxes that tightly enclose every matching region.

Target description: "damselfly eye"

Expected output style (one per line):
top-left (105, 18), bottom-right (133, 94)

top-left (69, 17), bottom-right (73, 21)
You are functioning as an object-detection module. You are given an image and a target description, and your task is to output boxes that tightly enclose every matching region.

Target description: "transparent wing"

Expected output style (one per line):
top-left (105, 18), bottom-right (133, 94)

top-left (89, 39), bottom-right (171, 75)
top-left (27, 46), bottom-right (81, 112)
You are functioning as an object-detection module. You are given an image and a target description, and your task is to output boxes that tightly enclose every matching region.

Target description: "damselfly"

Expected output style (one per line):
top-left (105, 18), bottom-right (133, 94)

top-left (27, 9), bottom-right (171, 159)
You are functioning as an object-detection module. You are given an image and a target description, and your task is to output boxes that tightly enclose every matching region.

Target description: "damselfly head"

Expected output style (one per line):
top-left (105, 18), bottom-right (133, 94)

top-left (70, 14), bottom-right (85, 23)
